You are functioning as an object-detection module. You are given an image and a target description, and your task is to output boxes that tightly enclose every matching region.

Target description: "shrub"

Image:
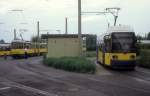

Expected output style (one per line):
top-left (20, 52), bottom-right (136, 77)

top-left (137, 49), bottom-right (150, 68)
top-left (43, 57), bottom-right (96, 74)
top-left (86, 35), bottom-right (97, 51)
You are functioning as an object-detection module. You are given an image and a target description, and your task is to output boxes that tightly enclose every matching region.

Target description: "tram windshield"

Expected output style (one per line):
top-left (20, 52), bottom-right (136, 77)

top-left (112, 32), bottom-right (136, 52)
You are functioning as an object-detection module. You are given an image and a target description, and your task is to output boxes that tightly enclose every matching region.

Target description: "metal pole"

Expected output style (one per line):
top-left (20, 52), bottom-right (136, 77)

top-left (65, 17), bottom-right (68, 34)
top-left (14, 29), bottom-right (17, 40)
top-left (114, 16), bottom-right (118, 26)
top-left (78, 0), bottom-right (83, 56)
top-left (37, 21), bottom-right (40, 56)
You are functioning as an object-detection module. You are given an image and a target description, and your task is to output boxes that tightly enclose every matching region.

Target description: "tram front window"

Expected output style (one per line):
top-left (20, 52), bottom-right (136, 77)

top-left (112, 33), bottom-right (136, 53)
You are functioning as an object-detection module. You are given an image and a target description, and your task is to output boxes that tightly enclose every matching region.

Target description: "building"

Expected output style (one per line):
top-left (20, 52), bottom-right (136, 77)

top-left (41, 34), bottom-right (88, 58)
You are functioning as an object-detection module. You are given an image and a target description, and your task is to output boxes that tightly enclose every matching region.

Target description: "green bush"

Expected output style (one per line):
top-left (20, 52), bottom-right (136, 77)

top-left (137, 50), bottom-right (150, 68)
top-left (86, 35), bottom-right (97, 51)
top-left (43, 57), bottom-right (96, 74)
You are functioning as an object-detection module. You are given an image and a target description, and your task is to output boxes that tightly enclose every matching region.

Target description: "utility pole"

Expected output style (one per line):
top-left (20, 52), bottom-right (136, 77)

top-left (78, 0), bottom-right (83, 56)
top-left (37, 21), bottom-right (40, 56)
top-left (14, 29), bottom-right (17, 40)
top-left (65, 17), bottom-right (68, 34)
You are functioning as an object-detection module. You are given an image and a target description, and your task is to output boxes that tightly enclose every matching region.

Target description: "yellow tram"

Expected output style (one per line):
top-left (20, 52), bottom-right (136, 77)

top-left (10, 40), bottom-right (47, 58)
top-left (0, 43), bottom-right (11, 56)
top-left (97, 26), bottom-right (137, 69)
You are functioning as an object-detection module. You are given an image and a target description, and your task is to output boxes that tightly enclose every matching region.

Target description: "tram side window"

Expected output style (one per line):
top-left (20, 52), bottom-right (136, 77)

top-left (5, 47), bottom-right (11, 51)
top-left (0, 47), bottom-right (3, 51)
top-left (98, 44), bottom-right (103, 51)
top-left (31, 43), bottom-right (36, 49)
top-left (19, 44), bottom-right (22, 49)
top-left (40, 45), bottom-right (43, 48)
top-left (12, 43), bottom-right (23, 49)
top-left (11, 43), bottom-right (16, 49)
top-left (40, 44), bottom-right (46, 48)
top-left (26, 45), bottom-right (30, 49)
top-left (104, 40), bottom-right (111, 52)
top-left (0, 47), bottom-right (10, 51)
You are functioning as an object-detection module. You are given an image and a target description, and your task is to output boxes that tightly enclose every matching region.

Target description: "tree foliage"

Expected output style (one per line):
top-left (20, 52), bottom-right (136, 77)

top-left (136, 35), bottom-right (143, 40)
top-left (86, 35), bottom-right (97, 51)
top-left (147, 32), bottom-right (150, 40)
top-left (31, 36), bottom-right (41, 42)
top-left (0, 39), bottom-right (5, 44)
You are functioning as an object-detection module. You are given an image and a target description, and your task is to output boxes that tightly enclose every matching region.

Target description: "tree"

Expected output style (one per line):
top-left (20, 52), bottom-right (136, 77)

top-left (0, 39), bottom-right (5, 44)
top-left (31, 36), bottom-right (46, 43)
top-left (147, 32), bottom-right (150, 40)
top-left (31, 36), bottom-right (41, 42)
top-left (86, 35), bottom-right (97, 51)
top-left (136, 35), bottom-right (143, 41)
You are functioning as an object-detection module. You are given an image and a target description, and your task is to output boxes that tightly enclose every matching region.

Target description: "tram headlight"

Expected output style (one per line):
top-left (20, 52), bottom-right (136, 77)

top-left (112, 55), bottom-right (118, 60)
top-left (130, 55), bottom-right (136, 59)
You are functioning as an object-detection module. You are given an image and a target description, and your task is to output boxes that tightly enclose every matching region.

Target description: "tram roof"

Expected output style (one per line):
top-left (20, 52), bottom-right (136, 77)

top-left (41, 34), bottom-right (92, 39)
top-left (107, 25), bottom-right (134, 33)
top-left (11, 39), bottom-right (31, 43)
top-left (0, 43), bottom-right (10, 47)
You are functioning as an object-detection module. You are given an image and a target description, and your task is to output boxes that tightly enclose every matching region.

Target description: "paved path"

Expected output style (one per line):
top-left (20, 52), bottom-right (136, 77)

top-left (0, 57), bottom-right (150, 96)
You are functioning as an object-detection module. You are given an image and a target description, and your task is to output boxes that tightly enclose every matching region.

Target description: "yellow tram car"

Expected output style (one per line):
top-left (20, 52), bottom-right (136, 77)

top-left (97, 26), bottom-right (137, 69)
top-left (10, 40), bottom-right (47, 58)
top-left (0, 43), bottom-right (11, 56)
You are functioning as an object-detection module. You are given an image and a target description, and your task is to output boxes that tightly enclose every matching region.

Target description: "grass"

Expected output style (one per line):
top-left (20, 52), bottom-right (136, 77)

top-left (43, 57), bottom-right (96, 74)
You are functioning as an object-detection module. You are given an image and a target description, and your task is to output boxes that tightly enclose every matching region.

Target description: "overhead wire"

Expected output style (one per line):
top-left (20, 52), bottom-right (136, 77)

top-left (15, 10), bottom-right (30, 40)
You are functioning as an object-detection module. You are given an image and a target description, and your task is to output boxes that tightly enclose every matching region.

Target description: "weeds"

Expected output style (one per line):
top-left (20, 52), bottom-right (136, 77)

top-left (43, 57), bottom-right (96, 74)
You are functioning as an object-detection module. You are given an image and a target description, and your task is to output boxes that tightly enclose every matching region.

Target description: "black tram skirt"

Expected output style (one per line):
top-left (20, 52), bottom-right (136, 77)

top-left (111, 60), bottom-right (136, 68)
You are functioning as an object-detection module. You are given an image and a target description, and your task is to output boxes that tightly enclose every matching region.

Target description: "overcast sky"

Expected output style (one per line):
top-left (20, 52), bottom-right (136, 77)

top-left (0, 0), bottom-right (150, 42)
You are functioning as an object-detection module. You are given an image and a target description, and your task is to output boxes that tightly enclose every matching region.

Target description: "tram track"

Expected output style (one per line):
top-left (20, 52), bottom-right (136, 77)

top-left (0, 59), bottom-right (58, 96)
top-left (1, 57), bottom-right (150, 96)
top-left (108, 67), bottom-right (150, 83)
top-left (96, 61), bottom-right (150, 83)
top-left (2, 58), bottom-right (100, 96)
top-left (16, 61), bottom-right (106, 96)
top-left (16, 59), bottom-right (150, 96)
top-left (0, 78), bottom-right (57, 96)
